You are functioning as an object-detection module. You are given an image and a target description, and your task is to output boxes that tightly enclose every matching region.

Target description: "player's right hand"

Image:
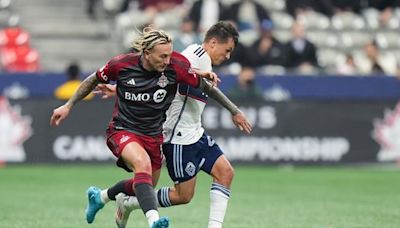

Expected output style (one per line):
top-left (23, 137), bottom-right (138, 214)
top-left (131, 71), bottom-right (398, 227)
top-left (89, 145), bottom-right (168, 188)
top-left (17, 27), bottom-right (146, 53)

top-left (50, 105), bottom-right (71, 126)
top-left (93, 84), bottom-right (117, 99)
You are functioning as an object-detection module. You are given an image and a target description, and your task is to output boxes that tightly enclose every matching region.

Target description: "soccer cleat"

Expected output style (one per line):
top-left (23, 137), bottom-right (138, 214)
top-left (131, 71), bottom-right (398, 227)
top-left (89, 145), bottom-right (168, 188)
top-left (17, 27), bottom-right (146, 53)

top-left (151, 217), bottom-right (169, 228)
top-left (85, 186), bottom-right (105, 224)
top-left (115, 193), bottom-right (134, 228)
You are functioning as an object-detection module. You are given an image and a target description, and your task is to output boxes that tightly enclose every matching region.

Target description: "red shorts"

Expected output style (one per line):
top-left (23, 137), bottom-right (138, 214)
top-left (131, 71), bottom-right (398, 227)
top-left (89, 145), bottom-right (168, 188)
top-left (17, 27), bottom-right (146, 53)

top-left (106, 129), bottom-right (163, 172)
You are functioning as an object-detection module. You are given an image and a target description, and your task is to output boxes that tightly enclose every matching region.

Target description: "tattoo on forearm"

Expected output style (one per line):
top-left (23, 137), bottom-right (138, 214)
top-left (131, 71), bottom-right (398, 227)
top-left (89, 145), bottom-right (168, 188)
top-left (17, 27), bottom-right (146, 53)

top-left (66, 73), bottom-right (98, 107)
top-left (199, 79), bottom-right (240, 115)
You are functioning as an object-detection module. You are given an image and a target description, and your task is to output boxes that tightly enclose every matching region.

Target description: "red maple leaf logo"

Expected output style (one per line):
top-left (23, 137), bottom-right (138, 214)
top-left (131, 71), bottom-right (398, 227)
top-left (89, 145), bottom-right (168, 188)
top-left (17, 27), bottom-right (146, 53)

top-left (372, 102), bottom-right (400, 161)
top-left (0, 96), bottom-right (33, 162)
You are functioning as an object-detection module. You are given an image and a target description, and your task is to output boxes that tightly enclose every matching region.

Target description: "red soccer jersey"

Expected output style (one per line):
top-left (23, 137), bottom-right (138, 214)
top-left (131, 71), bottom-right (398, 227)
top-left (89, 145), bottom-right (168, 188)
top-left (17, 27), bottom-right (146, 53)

top-left (96, 51), bottom-right (199, 136)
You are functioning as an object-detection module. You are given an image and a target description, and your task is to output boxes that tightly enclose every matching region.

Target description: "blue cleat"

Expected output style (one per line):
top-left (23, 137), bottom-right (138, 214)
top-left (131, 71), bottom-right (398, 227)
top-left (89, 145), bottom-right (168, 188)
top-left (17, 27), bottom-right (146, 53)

top-left (85, 186), bottom-right (104, 224)
top-left (151, 217), bottom-right (169, 228)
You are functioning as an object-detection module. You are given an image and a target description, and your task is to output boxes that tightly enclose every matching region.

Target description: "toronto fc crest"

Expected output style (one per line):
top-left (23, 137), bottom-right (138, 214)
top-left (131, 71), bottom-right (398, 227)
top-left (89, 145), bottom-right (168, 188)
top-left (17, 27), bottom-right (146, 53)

top-left (157, 72), bottom-right (169, 88)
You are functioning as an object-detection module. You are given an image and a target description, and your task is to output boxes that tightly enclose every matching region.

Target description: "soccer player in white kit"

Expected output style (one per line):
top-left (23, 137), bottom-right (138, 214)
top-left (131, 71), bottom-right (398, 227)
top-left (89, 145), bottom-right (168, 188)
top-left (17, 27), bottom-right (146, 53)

top-left (114, 21), bottom-right (252, 228)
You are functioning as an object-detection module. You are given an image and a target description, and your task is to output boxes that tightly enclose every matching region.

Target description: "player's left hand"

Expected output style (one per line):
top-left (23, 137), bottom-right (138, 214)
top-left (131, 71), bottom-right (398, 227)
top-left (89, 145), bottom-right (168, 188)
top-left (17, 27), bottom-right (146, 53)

top-left (232, 111), bottom-right (252, 134)
top-left (195, 70), bottom-right (221, 87)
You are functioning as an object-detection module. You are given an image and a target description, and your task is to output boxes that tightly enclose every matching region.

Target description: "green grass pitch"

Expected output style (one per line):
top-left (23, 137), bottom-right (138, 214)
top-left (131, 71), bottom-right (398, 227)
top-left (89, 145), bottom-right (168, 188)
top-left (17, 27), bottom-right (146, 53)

top-left (0, 164), bottom-right (399, 228)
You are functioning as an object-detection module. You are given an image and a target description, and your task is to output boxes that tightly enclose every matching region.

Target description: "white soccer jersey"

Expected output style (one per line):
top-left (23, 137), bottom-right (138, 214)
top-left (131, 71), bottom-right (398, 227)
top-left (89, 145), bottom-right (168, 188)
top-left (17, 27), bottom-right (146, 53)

top-left (163, 44), bottom-right (212, 145)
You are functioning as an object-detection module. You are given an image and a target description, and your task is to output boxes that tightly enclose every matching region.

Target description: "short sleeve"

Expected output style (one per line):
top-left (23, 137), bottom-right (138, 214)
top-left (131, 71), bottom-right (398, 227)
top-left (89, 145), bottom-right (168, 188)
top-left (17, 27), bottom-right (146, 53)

top-left (181, 45), bottom-right (212, 72)
top-left (172, 52), bottom-right (200, 88)
top-left (96, 55), bottom-right (124, 83)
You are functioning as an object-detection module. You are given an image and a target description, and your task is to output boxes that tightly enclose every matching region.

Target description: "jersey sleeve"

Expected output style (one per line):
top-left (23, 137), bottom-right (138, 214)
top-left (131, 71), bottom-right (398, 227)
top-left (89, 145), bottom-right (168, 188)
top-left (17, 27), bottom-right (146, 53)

top-left (197, 56), bottom-right (212, 72)
top-left (181, 45), bottom-right (212, 72)
top-left (95, 55), bottom-right (124, 83)
top-left (172, 52), bottom-right (200, 88)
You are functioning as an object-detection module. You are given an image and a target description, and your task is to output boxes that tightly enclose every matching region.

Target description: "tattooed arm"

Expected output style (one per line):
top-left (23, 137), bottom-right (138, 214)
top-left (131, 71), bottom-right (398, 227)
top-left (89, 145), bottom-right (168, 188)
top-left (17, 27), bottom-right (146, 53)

top-left (199, 78), bottom-right (252, 134)
top-left (64, 73), bottom-right (98, 108)
top-left (50, 73), bottom-right (99, 126)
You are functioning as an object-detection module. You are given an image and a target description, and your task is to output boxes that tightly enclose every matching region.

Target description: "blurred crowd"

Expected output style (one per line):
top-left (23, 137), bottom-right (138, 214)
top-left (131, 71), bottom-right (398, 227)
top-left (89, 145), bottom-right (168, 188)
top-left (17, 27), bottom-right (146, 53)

top-left (0, 0), bottom-right (39, 72)
top-left (86, 0), bottom-right (400, 77)
top-left (0, 0), bottom-right (399, 77)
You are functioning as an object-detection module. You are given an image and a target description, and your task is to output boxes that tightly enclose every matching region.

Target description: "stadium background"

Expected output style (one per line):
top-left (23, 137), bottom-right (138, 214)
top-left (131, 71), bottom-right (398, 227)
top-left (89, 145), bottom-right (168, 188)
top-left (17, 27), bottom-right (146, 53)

top-left (1, 0), bottom-right (400, 227)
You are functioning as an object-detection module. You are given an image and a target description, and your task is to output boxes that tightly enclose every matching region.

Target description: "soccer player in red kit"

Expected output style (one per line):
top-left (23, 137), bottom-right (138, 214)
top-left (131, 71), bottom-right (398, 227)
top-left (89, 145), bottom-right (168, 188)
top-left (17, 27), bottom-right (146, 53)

top-left (94, 22), bottom-right (252, 228)
top-left (50, 27), bottom-right (241, 228)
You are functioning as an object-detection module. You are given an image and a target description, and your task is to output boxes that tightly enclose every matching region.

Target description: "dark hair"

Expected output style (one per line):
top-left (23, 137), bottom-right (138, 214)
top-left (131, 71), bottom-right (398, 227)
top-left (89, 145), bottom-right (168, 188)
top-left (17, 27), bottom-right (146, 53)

top-left (204, 21), bottom-right (239, 46)
top-left (371, 39), bottom-right (379, 48)
top-left (66, 62), bottom-right (80, 80)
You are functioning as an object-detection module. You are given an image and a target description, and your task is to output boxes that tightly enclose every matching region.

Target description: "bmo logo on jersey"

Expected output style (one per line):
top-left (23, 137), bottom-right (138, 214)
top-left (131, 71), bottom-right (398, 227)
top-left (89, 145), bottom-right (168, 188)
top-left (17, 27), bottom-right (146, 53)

top-left (153, 89), bottom-right (167, 103)
top-left (124, 89), bottom-right (167, 103)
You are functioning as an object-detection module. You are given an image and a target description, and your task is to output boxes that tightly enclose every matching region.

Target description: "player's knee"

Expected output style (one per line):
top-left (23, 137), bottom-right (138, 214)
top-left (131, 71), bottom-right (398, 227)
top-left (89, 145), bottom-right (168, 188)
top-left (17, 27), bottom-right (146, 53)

top-left (224, 165), bottom-right (234, 182)
top-left (216, 165), bottom-right (234, 186)
top-left (133, 161), bottom-right (152, 174)
top-left (137, 165), bottom-right (152, 174)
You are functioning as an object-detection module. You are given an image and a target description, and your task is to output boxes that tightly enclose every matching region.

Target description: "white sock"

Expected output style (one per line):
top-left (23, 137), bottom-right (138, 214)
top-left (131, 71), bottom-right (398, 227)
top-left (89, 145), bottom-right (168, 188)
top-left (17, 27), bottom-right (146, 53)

top-left (125, 196), bottom-right (141, 210)
top-left (145, 209), bottom-right (159, 227)
top-left (208, 183), bottom-right (231, 228)
top-left (100, 189), bottom-right (110, 204)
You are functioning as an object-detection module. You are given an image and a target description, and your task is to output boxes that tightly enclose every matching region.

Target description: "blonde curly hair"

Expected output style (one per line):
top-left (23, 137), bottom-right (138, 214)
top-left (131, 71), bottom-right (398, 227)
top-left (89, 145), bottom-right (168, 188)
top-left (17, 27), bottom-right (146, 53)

top-left (131, 26), bottom-right (172, 54)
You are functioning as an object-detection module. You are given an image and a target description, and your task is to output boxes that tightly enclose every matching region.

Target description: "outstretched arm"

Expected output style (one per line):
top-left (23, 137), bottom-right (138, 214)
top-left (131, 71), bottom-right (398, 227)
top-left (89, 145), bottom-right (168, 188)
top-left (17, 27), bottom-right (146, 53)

top-left (65, 73), bottom-right (98, 108)
top-left (199, 78), bottom-right (252, 134)
top-left (50, 73), bottom-right (99, 126)
top-left (92, 74), bottom-right (252, 134)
